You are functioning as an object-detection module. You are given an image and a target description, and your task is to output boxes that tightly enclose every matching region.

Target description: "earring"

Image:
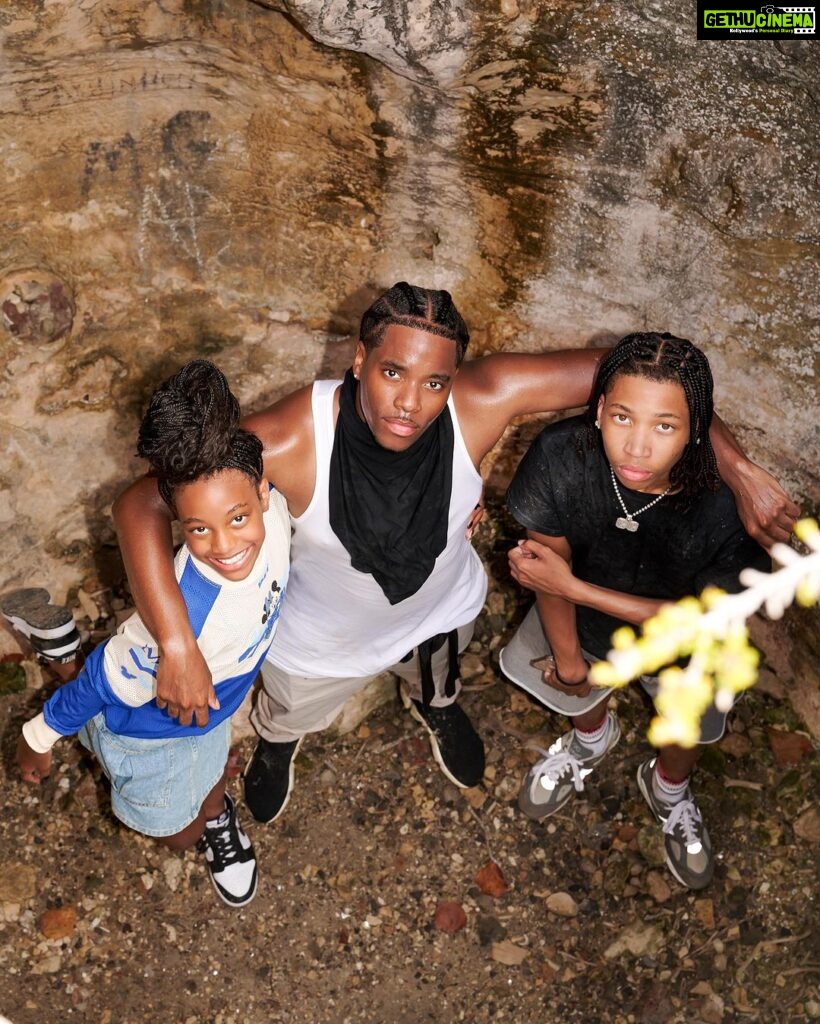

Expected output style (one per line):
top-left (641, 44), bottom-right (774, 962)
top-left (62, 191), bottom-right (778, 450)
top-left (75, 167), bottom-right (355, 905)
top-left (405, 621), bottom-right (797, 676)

top-left (594, 419), bottom-right (600, 429)
top-left (695, 436), bottom-right (701, 445)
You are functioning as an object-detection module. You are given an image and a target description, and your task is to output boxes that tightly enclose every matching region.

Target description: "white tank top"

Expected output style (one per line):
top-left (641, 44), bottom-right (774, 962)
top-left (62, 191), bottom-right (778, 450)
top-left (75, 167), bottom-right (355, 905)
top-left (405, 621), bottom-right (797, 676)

top-left (268, 380), bottom-right (487, 678)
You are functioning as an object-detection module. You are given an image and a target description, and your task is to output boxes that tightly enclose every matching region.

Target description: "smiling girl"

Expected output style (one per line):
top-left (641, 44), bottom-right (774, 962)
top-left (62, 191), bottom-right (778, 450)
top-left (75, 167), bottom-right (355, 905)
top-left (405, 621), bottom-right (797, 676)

top-left (17, 361), bottom-right (290, 908)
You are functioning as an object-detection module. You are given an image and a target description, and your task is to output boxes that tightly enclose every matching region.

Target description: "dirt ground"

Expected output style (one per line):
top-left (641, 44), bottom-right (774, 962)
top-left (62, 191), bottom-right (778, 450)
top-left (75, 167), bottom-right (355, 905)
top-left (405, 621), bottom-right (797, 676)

top-left (1, 500), bottom-right (818, 1024)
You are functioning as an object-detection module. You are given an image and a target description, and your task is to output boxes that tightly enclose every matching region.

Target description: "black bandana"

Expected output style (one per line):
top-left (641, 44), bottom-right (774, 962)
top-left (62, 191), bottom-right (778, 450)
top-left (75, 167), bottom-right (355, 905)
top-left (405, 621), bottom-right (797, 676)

top-left (329, 369), bottom-right (454, 604)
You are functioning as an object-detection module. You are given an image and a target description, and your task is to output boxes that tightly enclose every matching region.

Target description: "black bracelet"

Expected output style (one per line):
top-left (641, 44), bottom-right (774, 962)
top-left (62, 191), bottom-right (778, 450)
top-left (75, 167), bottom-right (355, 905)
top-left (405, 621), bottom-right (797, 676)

top-left (554, 661), bottom-right (590, 687)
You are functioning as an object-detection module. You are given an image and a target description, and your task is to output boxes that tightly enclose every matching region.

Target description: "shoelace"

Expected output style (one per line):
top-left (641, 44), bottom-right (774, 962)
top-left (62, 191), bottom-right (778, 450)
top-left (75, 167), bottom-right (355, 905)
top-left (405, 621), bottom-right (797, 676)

top-left (660, 798), bottom-right (703, 854)
top-left (205, 816), bottom-right (243, 870)
top-left (531, 736), bottom-right (593, 796)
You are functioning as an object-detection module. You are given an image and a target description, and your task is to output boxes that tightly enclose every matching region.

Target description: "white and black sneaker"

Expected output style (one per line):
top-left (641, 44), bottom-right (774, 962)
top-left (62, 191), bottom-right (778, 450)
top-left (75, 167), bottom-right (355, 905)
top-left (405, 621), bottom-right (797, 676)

top-left (200, 794), bottom-right (258, 907)
top-left (0, 587), bottom-right (81, 664)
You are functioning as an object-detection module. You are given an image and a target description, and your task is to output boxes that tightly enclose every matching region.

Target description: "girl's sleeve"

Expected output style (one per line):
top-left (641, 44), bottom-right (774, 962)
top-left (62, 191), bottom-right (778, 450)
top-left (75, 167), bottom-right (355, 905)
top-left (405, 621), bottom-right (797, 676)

top-left (22, 646), bottom-right (112, 753)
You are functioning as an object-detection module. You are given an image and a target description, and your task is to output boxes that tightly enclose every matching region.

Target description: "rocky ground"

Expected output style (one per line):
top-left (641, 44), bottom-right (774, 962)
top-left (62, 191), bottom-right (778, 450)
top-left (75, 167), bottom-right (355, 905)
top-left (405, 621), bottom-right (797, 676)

top-left (1, 497), bottom-right (818, 1024)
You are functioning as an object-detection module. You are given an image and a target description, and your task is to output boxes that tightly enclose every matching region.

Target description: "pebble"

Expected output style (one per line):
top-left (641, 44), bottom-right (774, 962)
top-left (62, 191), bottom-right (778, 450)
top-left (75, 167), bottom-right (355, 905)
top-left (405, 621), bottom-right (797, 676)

top-left (161, 857), bottom-right (183, 892)
top-left (0, 862), bottom-right (38, 904)
top-left (545, 892), bottom-right (578, 917)
top-left (646, 871), bottom-right (672, 903)
top-left (476, 914), bottom-right (507, 946)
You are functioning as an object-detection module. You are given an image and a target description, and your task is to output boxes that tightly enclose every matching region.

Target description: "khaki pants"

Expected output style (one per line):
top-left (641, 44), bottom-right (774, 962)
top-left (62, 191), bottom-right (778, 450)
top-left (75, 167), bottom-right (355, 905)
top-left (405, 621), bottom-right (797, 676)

top-left (251, 621), bottom-right (475, 744)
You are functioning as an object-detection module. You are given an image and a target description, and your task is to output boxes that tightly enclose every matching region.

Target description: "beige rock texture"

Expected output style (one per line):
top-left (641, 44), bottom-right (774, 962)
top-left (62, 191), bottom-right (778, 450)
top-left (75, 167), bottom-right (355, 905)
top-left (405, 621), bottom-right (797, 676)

top-left (0, 2), bottom-right (817, 724)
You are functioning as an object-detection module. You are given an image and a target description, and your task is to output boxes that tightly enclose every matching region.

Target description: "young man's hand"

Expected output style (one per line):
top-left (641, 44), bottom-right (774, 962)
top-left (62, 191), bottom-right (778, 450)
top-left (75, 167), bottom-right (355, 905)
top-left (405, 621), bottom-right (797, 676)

top-left (508, 538), bottom-right (577, 600)
top-left (17, 736), bottom-right (52, 783)
top-left (155, 640), bottom-right (219, 728)
top-left (730, 462), bottom-right (801, 549)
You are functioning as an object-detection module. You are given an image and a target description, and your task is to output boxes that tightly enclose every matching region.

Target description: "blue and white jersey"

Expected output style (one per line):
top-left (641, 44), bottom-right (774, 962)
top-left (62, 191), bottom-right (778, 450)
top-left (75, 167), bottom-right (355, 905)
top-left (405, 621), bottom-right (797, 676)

top-left (24, 490), bottom-right (290, 750)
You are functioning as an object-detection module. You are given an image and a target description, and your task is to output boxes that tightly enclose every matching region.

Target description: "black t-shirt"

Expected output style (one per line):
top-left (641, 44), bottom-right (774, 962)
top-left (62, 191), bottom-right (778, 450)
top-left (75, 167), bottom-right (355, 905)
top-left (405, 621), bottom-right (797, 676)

top-left (506, 415), bottom-right (770, 659)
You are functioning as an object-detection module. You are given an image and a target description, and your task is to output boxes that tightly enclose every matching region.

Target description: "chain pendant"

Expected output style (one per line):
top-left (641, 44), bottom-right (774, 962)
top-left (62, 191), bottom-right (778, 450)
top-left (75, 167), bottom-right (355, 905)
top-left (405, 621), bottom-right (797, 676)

top-left (615, 516), bottom-right (639, 532)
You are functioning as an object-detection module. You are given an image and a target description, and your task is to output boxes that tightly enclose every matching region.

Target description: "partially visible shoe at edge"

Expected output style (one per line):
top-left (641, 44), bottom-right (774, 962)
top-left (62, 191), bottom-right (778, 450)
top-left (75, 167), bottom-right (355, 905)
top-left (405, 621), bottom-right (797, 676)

top-left (401, 686), bottom-right (485, 788)
top-left (243, 736), bottom-right (303, 823)
top-left (518, 710), bottom-right (621, 821)
top-left (0, 587), bottom-right (81, 663)
top-left (199, 793), bottom-right (258, 907)
top-left (636, 758), bottom-right (714, 891)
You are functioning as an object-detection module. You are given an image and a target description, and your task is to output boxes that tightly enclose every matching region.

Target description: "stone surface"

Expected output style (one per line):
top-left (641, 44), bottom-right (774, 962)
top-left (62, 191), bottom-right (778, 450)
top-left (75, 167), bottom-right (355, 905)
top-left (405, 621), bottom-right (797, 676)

top-left (0, 1), bottom-right (817, 729)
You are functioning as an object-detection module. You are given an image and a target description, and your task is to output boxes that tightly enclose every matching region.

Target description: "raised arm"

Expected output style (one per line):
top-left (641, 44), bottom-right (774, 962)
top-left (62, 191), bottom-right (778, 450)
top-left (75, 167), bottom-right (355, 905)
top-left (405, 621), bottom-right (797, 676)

top-left (111, 476), bottom-right (217, 726)
top-left (709, 415), bottom-right (800, 549)
top-left (456, 349), bottom-right (799, 546)
top-left (454, 349), bottom-right (606, 465)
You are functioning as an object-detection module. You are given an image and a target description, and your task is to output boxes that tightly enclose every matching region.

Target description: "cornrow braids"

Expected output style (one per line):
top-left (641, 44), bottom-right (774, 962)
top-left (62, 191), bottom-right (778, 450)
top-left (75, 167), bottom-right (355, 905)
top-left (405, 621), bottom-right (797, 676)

top-left (359, 282), bottom-right (470, 365)
top-left (136, 359), bottom-right (264, 508)
top-left (587, 332), bottom-right (720, 497)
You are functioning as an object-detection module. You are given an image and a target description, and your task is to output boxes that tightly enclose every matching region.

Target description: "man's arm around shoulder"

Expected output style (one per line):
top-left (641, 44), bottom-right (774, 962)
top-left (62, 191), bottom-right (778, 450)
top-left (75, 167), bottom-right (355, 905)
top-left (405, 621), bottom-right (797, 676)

top-left (454, 348), bottom-right (605, 463)
top-left (111, 476), bottom-right (217, 727)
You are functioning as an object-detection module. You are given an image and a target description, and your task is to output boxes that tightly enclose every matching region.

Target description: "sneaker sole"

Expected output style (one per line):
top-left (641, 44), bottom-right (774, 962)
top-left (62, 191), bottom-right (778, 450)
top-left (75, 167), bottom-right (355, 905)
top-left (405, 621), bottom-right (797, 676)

top-left (635, 762), bottom-right (712, 891)
top-left (0, 588), bottom-right (76, 637)
top-left (209, 866), bottom-right (259, 908)
top-left (243, 736), bottom-right (304, 824)
top-left (400, 686), bottom-right (472, 790)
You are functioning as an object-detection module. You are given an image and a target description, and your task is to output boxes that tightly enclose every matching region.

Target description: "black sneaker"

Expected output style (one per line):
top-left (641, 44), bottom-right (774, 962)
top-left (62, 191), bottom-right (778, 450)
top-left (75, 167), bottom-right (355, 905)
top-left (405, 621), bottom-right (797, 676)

top-left (401, 685), bottom-right (485, 788)
top-left (0, 587), bottom-right (81, 663)
top-left (200, 794), bottom-right (258, 907)
top-left (243, 736), bottom-right (303, 823)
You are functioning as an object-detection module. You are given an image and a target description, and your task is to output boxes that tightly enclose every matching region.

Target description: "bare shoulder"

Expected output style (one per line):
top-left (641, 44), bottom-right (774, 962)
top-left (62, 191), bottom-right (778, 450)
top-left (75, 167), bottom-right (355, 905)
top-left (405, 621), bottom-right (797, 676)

top-left (451, 356), bottom-right (523, 464)
top-left (243, 385), bottom-right (313, 448)
top-left (242, 385), bottom-right (316, 508)
top-left (453, 354), bottom-right (509, 400)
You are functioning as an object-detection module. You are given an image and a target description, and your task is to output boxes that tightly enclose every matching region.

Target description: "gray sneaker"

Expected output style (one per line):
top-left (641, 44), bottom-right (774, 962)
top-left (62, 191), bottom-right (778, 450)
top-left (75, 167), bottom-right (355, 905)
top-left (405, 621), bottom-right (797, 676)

top-left (518, 711), bottom-right (621, 820)
top-left (636, 758), bottom-right (714, 890)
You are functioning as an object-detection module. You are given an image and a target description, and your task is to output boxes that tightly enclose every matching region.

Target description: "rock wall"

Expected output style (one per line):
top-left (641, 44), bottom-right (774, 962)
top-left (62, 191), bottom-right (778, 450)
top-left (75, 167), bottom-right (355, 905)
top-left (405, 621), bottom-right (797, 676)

top-left (1, 1), bottom-right (817, 601)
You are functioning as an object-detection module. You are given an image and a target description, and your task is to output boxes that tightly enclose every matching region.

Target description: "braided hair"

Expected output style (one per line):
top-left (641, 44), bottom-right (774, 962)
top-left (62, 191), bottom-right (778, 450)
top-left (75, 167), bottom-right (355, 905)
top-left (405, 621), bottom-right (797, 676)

top-left (359, 282), bottom-right (470, 365)
top-left (588, 332), bottom-right (720, 497)
top-left (136, 360), bottom-right (263, 509)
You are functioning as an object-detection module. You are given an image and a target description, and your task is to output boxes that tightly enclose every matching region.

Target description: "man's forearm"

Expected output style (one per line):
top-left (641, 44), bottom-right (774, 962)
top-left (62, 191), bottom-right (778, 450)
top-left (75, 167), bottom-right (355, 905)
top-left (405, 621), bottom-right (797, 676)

top-left (111, 478), bottom-right (194, 651)
top-left (709, 413), bottom-right (746, 485)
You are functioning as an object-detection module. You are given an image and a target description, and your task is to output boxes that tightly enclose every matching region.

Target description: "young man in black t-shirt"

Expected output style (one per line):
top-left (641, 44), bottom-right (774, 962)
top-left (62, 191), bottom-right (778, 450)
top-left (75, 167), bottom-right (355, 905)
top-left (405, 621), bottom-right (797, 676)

top-left (500, 332), bottom-right (770, 890)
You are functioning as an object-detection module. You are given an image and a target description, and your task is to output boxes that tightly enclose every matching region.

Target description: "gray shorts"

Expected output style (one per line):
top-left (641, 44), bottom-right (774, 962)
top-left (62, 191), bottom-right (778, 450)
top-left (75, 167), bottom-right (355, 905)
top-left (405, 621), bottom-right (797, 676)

top-left (252, 621), bottom-right (476, 744)
top-left (499, 605), bottom-right (729, 745)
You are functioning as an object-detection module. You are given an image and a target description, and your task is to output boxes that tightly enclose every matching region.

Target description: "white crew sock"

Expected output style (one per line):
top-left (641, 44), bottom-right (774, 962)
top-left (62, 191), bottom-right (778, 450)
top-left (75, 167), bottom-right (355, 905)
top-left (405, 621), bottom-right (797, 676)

top-left (573, 714), bottom-right (611, 756)
top-left (652, 763), bottom-right (690, 806)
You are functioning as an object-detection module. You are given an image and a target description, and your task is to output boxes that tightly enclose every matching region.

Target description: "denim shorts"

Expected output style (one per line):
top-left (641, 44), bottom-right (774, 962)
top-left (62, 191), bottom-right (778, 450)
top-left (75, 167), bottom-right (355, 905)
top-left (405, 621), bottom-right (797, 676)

top-left (78, 713), bottom-right (230, 838)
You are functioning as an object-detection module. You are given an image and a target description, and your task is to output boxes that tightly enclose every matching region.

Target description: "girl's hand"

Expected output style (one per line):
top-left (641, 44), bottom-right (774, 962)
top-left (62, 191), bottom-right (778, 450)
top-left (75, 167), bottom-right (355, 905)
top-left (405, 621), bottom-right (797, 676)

top-left (17, 735), bottom-right (52, 784)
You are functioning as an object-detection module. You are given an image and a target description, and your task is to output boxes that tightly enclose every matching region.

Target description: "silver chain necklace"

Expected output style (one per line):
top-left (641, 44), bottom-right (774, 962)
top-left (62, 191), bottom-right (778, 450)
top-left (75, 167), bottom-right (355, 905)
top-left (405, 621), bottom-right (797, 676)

top-left (610, 466), bottom-right (670, 532)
